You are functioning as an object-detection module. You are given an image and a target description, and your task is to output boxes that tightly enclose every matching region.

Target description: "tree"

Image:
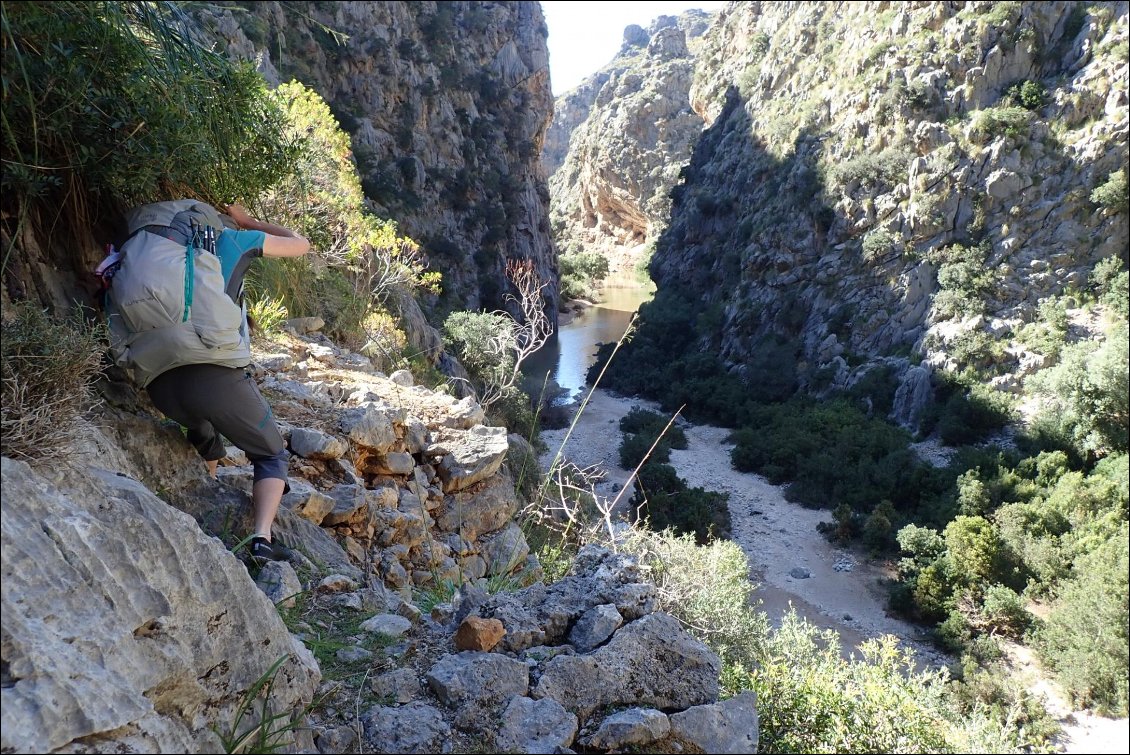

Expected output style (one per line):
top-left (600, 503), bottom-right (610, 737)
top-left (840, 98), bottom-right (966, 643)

top-left (444, 259), bottom-right (552, 411)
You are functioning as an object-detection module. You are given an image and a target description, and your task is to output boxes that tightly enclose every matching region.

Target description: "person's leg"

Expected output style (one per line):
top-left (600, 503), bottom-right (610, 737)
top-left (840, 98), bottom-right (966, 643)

top-left (203, 370), bottom-right (289, 543)
top-left (252, 478), bottom-right (285, 542)
top-left (147, 366), bottom-right (227, 473)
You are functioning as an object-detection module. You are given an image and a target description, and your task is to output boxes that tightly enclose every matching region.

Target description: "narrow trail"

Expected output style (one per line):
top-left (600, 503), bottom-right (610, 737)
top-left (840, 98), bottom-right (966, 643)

top-left (539, 388), bottom-right (1129, 753)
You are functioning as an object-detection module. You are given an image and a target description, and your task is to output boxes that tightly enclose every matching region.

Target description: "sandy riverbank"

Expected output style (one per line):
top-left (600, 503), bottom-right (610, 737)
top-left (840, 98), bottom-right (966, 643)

top-left (537, 387), bottom-right (1128, 753)
top-left (539, 388), bottom-right (948, 668)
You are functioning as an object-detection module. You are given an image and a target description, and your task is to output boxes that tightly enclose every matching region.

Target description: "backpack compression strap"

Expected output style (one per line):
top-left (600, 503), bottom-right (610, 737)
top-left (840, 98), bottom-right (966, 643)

top-left (183, 243), bottom-right (195, 322)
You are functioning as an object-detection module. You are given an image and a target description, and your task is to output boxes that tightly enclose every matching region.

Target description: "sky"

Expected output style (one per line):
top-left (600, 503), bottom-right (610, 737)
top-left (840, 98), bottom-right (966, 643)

top-left (540, 1), bottom-right (729, 95)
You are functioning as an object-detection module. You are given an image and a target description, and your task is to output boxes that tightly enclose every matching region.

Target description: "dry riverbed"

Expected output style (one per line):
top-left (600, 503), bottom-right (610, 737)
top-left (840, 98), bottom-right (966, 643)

top-left (538, 387), bottom-right (1128, 754)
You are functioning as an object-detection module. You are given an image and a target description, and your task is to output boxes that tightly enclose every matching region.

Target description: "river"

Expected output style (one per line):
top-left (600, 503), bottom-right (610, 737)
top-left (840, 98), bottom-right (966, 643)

top-left (523, 271), bottom-right (654, 401)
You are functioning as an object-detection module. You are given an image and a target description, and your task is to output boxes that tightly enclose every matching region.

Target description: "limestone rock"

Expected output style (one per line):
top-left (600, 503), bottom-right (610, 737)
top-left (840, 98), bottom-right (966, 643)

top-left (568, 604), bottom-right (623, 652)
top-left (494, 696), bottom-right (579, 754)
top-left (0, 458), bottom-right (320, 753)
top-left (339, 405), bottom-right (397, 453)
top-left (255, 560), bottom-right (303, 609)
top-left (455, 616), bottom-right (507, 652)
top-left (360, 701), bottom-right (452, 755)
top-left (480, 522), bottom-right (531, 577)
top-left (430, 425), bottom-right (509, 492)
top-left (426, 651), bottom-right (530, 711)
top-left (280, 483), bottom-right (336, 525)
top-left (532, 612), bottom-right (720, 721)
top-left (285, 316), bottom-right (325, 334)
top-left (289, 427), bottom-right (348, 460)
top-left (389, 369), bottom-right (414, 386)
top-left (586, 707), bottom-right (671, 750)
top-left (371, 668), bottom-right (421, 705)
top-left (359, 614), bottom-right (413, 639)
top-left (435, 473), bottom-right (521, 540)
top-left (669, 691), bottom-right (760, 754)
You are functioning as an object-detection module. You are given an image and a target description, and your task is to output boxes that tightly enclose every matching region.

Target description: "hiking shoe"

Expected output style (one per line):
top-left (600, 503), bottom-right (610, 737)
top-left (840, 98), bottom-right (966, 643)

top-left (249, 536), bottom-right (288, 565)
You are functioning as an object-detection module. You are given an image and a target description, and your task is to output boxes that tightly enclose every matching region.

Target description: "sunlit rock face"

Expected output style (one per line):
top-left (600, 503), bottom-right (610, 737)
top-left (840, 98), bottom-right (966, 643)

top-left (197, 1), bottom-right (558, 316)
top-left (545, 11), bottom-right (714, 271)
top-left (641, 2), bottom-right (1126, 415)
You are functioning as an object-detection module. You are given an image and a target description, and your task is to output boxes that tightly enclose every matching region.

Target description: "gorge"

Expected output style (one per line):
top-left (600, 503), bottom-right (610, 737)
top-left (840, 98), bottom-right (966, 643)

top-left (1, 1), bottom-right (1127, 753)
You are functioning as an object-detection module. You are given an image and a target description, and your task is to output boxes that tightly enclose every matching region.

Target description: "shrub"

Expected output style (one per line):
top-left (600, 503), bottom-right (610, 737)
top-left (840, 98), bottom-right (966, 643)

top-left (734, 614), bottom-right (953, 753)
top-left (247, 295), bottom-right (289, 336)
top-left (970, 106), bottom-right (1031, 140)
top-left (631, 462), bottom-right (730, 543)
top-left (1004, 80), bottom-right (1046, 110)
top-left (928, 241), bottom-right (994, 319)
top-left (1027, 322), bottom-right (1130, 459)
top-left (444, 310), bottom-right (516, 392)
top-left (1, 304), bottom-right (105, 461)
top-left (827, 147), bottom-right (911, 191)
top-left (1038, 524), bottom-right (1129, 715)
top-left (1091, 170), bottom-right (1129, 212)
top-left (861, 227), bottom-right (900, 262)
top-left (1, 2), bottom-right (295, 231)
top-left (359, 309), bottom-right (408, 372)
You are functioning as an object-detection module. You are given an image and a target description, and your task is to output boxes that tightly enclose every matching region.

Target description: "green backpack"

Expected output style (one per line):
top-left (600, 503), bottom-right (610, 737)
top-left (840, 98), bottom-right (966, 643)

top-left (106, 199), bottom-right (251, 387)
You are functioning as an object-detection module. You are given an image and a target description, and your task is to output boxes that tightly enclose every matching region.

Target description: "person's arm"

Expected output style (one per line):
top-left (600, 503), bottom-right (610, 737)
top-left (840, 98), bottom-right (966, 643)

top-left (224, 203), bottom-right (310, 258)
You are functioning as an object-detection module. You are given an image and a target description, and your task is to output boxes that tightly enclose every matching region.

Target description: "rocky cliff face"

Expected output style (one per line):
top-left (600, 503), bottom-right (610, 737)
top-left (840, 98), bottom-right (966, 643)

top-left (194, 1), bottom-right (557, 315)
top-left (649, 1), bottom-right (1127, 423)
top-left (546, 12), bottom-right (714, 270)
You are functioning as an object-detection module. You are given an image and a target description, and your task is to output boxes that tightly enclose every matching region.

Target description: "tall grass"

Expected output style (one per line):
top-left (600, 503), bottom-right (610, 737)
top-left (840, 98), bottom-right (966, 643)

top-left (1, 1), bottom-right (296, 258)
top-left (0, 303), bottom-right (105, 462)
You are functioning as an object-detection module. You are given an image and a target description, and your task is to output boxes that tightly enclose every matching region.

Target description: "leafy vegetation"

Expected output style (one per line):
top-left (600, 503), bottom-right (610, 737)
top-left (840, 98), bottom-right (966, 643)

top-left (246, 81), bottom-right (438, 351)
top-left (1, 1), bottom-right (296, 240)
top-left (558, 250), bottom-right (610, 301)
top-left (1090, 169), bottom-right (1129, 212)
top-left (608, 527), bottom-right (1052, 753)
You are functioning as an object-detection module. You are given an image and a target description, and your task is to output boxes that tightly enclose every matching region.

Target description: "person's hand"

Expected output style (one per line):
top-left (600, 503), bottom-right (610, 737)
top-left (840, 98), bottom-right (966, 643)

top-left (224, 203), bottom-right (254, 228)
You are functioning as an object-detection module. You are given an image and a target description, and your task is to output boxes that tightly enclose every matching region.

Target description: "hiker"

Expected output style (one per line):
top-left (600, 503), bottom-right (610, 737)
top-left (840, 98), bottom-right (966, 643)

top-left (108, 200), bottom-right (309, 563)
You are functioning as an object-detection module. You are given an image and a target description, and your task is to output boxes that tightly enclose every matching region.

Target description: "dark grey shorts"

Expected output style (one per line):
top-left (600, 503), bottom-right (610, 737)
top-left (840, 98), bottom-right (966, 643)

top-left (147, 363), bottom-right (288, 483)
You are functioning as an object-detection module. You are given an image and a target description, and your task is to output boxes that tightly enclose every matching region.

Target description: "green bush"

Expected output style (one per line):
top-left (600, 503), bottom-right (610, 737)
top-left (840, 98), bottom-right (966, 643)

top-left (1090, 170), bottom-right (1128, 212)
top-left (1004, 80), bottom-right (1046, 111)
top-left (1, 304), bottom-right (105, 461)
top-left (969, 107), bottom-right (1031, 140)
top-left (928, 241), bottom-right (994, 320)
top-left (630, 461), bottom-right (730, 544)
top-left (1, 1), bottom-right (296, 225)
top-left (861, 227), bottom-right (900, 262)
top-left (1038, 524), bottom-right (1129, 715)
top-left (444, 310), bottom-right (516, 391)
top-left (558, 251), bottom-right (611, 301)
top-left (1027, 322), bottom-right (1129, 459)
top-left (827, 147), bottom-right (911, 191)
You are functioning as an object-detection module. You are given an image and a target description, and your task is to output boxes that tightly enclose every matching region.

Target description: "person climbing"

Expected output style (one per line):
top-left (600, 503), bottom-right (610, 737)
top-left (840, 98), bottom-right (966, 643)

top-left (104, 200), bottom-right (309, 564)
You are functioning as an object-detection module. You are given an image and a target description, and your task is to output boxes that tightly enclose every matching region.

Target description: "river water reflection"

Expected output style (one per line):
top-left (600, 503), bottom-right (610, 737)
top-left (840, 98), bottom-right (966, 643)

top-left (524, 272), bottom-right (654, 401)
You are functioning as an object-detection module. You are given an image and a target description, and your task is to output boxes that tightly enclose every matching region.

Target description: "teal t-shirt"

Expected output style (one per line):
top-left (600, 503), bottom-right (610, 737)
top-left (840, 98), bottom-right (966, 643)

top-left (215, 229), bottom-right (265, 304)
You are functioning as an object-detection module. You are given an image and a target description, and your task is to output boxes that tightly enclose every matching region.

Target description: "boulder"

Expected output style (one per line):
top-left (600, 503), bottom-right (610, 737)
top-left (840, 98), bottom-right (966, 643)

top-left (0, 459), bottom-right (320, 754)
top-left (430, 425), bottom-right (509, 492)
top-left (532, 612), bottom-right (720, 721)
top-left (339, 405), bottom-right (398, 453)
top-left (435, 473), bottom-right (521, 540)
top-left (370, 668), bottom-right (420, 705)
top-left (360, 702), bottom-right (452, 754)
top-left (669, 692), bottom-right (759, 754)
top-left (480, 522), bottom-right (531, 576)
top-left (494, 696), bottom-right (579, 754)
top-left (359, 614), bottom-right (412, 639)
top-left (254, 561), bottom-right (303, 609)
top-left (289, 428), bottom-right (348, 460)
top-left (455, 616), bottom-right (506, 652)
top-left (426, 651), bottom-right (529, 711)
top-left (568, 604), bottom-right (623, 652)
top-left (586, 707), bottom-right (670, 750)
